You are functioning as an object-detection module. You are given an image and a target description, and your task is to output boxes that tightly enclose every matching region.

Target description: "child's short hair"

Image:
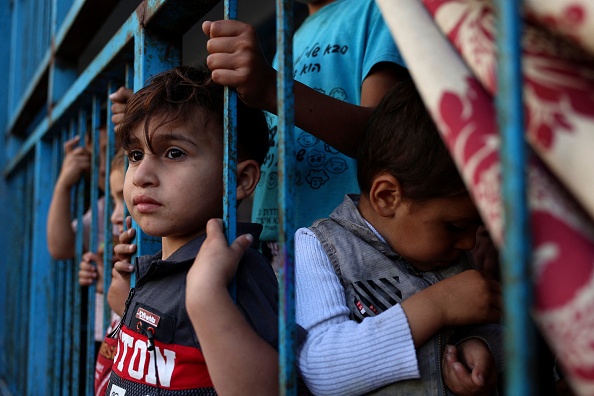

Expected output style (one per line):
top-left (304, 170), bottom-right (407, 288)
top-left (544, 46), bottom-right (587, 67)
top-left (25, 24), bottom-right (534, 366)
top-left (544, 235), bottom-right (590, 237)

top-left (118, 65), bottom-right (269, 165)
top-left (357, 79), bottom-right (466, 201)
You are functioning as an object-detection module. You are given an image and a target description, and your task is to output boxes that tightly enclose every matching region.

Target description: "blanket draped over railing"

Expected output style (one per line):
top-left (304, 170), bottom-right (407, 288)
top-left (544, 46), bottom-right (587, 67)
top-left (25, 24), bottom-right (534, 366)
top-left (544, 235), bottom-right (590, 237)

top-left (376, 0), bottom-right (594, 394)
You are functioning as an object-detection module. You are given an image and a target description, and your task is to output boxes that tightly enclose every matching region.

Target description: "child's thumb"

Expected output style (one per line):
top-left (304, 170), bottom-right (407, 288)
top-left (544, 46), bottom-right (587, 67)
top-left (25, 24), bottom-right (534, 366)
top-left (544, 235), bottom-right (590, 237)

top-left (230, 233), bottom-right (253, 257)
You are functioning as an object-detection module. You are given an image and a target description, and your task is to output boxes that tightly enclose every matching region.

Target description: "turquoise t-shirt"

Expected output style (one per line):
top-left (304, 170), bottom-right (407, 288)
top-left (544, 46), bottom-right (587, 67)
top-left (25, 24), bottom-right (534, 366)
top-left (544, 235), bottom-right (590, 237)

top-left (252, 0), bottom-right (405, 241)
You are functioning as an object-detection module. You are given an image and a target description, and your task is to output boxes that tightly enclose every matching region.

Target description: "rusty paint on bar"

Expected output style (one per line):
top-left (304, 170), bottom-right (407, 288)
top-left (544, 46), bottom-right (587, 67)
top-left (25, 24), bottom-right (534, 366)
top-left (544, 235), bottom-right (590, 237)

top-left (276, 0), bottom-right (297, 394)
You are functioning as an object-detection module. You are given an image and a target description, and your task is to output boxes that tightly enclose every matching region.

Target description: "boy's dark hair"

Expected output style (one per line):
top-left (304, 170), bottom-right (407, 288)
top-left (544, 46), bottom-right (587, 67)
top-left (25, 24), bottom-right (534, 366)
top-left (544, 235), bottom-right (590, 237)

top-left (357, 79), bottom-right (466, 201)
top-left (118, 65), bottom-right (269, 165)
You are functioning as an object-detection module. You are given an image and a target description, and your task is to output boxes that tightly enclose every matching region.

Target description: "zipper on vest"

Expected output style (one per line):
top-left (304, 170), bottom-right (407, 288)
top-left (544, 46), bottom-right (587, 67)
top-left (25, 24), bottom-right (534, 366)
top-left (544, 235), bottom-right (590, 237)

top-left (108, 287), bottom-right (136, 338)
top-left (137, 320), bottom-right (162, 393)
top-left (438, 334), bottom-right (448, 395)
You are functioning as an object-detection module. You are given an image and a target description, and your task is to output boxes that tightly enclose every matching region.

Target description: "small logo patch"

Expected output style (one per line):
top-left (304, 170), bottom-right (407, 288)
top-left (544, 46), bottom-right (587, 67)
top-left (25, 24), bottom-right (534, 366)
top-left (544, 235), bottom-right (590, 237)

top-left (135, 307), bottom-right (160, 327)
top-left (109, 384), bottom-right (126, 396)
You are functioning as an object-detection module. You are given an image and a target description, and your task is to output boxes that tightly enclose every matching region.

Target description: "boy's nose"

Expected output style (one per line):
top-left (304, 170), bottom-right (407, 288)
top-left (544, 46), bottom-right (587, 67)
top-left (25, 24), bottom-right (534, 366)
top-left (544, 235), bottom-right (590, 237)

top-left (111, 203), bottom-right (124, 232)
top-left (131, 156), bottom-right (159, 187)
top-left (454, 228), bottom-right (478, 251)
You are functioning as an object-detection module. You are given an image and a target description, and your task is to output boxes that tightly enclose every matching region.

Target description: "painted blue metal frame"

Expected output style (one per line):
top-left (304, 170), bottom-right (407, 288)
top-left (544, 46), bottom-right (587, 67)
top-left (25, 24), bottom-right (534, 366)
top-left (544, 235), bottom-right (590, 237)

top-left (27, 139), bottom-right (54, 394)
top-left (495, 0), bottom-right (535, 395)
top-left (276, 0), bottom-right (297, 394)
top-left (223, 0), bottom-right (238, 246)
top-left (103, 82), bottom-right (118, 333)
top-left (0, 0), bottom-right (540, 395)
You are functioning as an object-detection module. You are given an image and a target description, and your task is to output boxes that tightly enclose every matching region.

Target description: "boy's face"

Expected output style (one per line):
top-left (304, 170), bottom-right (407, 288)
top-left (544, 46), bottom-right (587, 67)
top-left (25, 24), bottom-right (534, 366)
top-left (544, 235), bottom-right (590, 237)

top-left (123, 113), bottom-right (223, 249)
top-left (109, 167), bottom-right (125, 237)
top-left (384, 194), bottom-right (481, 272)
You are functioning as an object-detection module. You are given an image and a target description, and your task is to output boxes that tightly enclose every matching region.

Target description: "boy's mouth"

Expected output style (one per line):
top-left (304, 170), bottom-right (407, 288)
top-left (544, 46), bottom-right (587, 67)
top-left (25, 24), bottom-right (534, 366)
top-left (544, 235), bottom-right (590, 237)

top-left (132, 195), bottom-right (162, 213)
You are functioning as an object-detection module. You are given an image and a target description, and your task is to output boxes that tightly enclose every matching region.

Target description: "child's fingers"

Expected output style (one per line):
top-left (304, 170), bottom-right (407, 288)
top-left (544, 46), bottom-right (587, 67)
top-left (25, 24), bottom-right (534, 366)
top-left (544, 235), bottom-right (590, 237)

top-left (109, 86), bottom-right (133, 104)
top-left (202, 20), bottom-right (212, 36)
top-left (118, 226), bottom-right (136, 244)
top-left (113, 243), bottom-right (135, 258)
top-left (63, 136), bottom-right (80, 153)
top-left (114, 260), bottom-right (134, 274)
top-left (125, 216), bottom-right (133, 230)
top-left (442, 345), bottom-right (480, 394)
top-left (205, 19), bottom-right (248, 39)
top-left (230, 233), bottom-right (254, 256)
top-left (204, 218), bottom-right (252, 257)
top-left (78, 260), bottom-right (96, 273)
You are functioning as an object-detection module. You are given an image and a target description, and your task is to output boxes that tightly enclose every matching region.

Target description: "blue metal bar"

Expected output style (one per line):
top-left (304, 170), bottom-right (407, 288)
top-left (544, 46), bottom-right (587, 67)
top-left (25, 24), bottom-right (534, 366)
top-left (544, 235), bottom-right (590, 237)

top-left (223, 0), bottom-right (238, 245)
top-left (72, 110), bottom-right (87, 396)
top-left (223, 0), bottom-right (238, 307)
top-left (51, 132), bottom-right (66, 396)
top-left (84, 96), bottom-right (102, 395)
top-left (495, 0), bottom-right (535, 395)
top-left (124, 63), bottom-right (136, 287)
top-left (62, 121), bottom-right (76, 396)
top-left (20, 164), bottom-right (34, 395)
top-left (27, 139), bottom-right (54, 394)
top-left (276, 0), bottom-right (297, 394)
top-left (103, 82), bottom-right (118, 333)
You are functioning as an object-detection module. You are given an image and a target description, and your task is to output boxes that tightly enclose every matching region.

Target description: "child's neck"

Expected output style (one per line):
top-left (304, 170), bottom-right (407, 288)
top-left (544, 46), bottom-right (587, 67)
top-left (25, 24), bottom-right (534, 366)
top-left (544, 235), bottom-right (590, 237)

top-left (161, 230), bottom-right (205, 260)
top-left (356, 195), bottom-right (381, 231)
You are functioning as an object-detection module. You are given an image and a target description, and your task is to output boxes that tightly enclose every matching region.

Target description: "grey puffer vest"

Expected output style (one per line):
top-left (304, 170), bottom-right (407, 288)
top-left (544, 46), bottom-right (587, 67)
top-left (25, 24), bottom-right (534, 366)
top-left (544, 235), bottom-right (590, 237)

top-left (310, 195), bottom-right (471, 395)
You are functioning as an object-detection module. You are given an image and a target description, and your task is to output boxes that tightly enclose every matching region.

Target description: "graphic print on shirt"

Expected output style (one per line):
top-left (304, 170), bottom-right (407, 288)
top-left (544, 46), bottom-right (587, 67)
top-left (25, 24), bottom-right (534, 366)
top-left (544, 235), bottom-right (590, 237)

top-left (351, 277), bottom-right (403, 322)
top-left (111, 325), bottom-right (214, 390)
top-left (260, 40), bottom-right (352, 192)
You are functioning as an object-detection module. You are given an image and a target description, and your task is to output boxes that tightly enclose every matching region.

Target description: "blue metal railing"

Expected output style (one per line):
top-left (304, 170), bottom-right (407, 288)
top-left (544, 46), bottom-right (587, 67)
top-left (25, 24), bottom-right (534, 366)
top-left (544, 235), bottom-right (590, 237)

top-left (495, 0), bottom-right (535, 394)
top-left (0, 1), bottom-right (538, 395)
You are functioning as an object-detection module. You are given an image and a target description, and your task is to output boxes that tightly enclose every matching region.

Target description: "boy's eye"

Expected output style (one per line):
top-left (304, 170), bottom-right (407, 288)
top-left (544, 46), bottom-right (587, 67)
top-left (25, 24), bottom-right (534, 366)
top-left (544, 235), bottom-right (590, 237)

top-left (447, 223), bottom-right (468, 232)
top-left (127, 150), bottom-right (144, 162)
top-left (166, 148), bottom-right (185, 159)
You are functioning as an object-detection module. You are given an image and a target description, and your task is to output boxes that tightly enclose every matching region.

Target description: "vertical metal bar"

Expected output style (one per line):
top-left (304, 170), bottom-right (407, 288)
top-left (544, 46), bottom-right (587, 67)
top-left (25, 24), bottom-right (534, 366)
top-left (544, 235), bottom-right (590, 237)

top-left (104, 82), bottom-right (118, 332)
top-left (8, 0), bottom-right (21, 117)
top-left (84, 96), bottom-right (102, 396)
top-left (62, 121), bottom-right (76, 396)
top-left (20, 164), bottom-right (33, 395)
top-left (124, 63), bottom-right (135, 287)
top-left (72, 109), bottom-right (87, 396)
top-left (26, 139), bottom-right (54, 395)
top-left (495, 0), bottom-right (535, 395)
top-left (276, 0), bottom-right (297, 394)
top-left (223, 0), bottom-right (238, 246)
top-left (52, 132), bottom-right (65, 396)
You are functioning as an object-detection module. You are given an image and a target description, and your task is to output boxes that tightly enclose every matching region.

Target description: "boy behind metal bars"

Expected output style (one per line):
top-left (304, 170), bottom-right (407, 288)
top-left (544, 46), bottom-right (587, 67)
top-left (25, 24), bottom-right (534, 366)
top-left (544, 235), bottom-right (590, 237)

top-left (294, 80), bottom-right (504, 395)
top-left (106, 66), bottom-right (284, 396)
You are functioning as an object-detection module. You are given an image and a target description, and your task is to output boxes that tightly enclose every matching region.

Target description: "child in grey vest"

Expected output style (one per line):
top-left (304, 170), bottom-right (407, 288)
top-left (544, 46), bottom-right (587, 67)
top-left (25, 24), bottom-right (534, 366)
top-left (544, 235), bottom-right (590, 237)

top-left (295, 79), bottom-right (503, 395)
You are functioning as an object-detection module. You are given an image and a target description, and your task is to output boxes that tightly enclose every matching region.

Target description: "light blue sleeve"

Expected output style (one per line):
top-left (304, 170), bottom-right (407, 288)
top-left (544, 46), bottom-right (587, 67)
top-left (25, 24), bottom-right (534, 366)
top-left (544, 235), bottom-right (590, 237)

top-left (361, 0), bottom-right (407, 80)
top-left (295, 227), bottom-right (419, 396)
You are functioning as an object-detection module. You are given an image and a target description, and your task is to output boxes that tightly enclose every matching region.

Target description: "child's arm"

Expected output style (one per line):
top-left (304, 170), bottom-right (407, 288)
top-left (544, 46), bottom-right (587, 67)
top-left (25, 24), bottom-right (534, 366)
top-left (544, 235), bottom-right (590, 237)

top-left (203, 20), bottom-right (407, 158)
top-left (400, 270), bottom-right (502, 348)
top-left (296, 230), bottom-right (502, 395)
top-left (186, 219), bottom-right (278, 396)
top-left (296, 228), bottom-right (419, 395)
top-left (107, 216), bottom-right (135, 316)
top-left (442, 339), bottom-right (497, 396)
top-left (46, 136), bottom-right (91, 259)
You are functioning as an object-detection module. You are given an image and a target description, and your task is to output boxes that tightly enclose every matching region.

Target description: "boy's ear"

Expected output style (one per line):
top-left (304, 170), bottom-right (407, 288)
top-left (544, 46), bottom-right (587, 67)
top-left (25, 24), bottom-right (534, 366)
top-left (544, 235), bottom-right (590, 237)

top-left (368, 173), bottom-right (403, 217)
top-left (236, 159), bottom-right (261, 201)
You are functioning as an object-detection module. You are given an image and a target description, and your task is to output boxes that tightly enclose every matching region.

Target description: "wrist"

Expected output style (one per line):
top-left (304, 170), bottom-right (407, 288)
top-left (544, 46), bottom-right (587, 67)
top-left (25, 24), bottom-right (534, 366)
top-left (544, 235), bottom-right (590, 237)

top-left (55, 177), bottom-right (75, 192)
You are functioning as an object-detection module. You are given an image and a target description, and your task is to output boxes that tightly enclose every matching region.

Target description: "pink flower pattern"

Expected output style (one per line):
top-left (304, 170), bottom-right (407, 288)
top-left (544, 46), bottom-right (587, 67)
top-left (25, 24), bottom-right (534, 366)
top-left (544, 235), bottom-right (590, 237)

top-left (423, 0), bottom-right (594, 153)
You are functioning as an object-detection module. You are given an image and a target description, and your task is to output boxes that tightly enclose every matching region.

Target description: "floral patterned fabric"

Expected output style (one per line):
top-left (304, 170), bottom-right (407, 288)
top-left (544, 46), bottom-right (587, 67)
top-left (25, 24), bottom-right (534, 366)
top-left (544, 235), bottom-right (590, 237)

top-left (376, 0), bottom-right (594, 394)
